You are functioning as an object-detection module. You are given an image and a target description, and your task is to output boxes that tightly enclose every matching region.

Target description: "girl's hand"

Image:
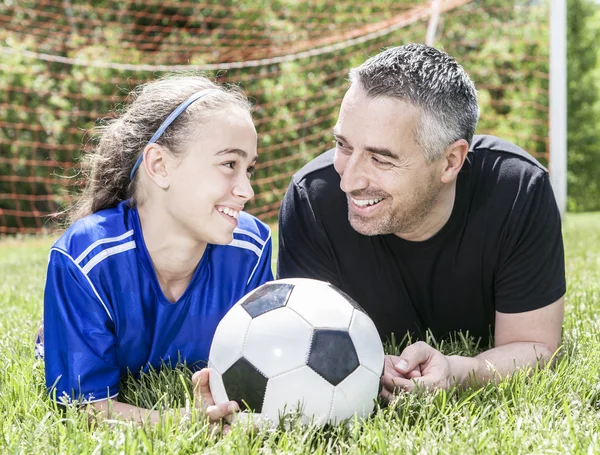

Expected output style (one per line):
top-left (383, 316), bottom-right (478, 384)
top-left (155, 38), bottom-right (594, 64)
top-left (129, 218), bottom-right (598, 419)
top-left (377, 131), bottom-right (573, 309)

top-left (192, 368), bottom-right (239, 431)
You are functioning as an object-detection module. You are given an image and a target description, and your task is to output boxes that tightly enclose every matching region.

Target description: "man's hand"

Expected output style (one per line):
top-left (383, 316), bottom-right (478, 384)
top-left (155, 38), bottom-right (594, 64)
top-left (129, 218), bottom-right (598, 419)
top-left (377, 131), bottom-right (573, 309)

top-left (380, 353), bottom-right (422, 400)
top-left (192, 368), bottom-right (239, 431)
top-left (381, 341), bottom-right (457, 398)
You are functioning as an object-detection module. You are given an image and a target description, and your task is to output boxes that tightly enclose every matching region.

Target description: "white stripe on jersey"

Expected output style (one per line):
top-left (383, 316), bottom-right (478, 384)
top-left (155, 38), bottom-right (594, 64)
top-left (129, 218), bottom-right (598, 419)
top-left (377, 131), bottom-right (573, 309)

top-left (59, 391), bottom-right (119, 405)
top-left (247, 229), bottom-right (271, 285)
top-left (75, 230), bottom-right (134, 265)
top-left (228, 239), bottom-right (261, 257)
top-left (81, 241), bottom-right (136, 275)
top-left (233, 228), bottom-right (266, 246)
top-left (84, 392), bottom-right (120, 404)
top-left (50, 248), bottom-right (114, 321)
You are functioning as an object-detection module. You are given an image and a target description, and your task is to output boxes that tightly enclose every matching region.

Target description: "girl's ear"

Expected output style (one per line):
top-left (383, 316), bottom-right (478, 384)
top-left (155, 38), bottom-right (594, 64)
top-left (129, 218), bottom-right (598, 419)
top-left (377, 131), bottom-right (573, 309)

top-left (142, 143), bottom-right (170, 189)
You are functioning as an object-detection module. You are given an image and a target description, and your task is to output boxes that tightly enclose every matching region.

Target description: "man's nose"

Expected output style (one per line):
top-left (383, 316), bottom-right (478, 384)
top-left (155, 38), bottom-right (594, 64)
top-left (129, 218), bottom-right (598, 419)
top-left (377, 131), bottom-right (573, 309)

top-left (339, 153), bottom-right (369, 194)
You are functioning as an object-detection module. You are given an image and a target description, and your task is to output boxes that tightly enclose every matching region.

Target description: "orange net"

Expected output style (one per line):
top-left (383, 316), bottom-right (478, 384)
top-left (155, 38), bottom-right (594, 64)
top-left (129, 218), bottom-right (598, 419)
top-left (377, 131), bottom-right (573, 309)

top-left (0, 0), bottom-right (549, 233)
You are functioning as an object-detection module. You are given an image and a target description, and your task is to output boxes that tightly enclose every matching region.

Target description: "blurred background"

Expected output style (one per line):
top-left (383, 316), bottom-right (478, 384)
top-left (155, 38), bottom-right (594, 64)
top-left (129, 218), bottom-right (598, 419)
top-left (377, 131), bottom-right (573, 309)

top-left (0, 0), bottom-right (598, 234)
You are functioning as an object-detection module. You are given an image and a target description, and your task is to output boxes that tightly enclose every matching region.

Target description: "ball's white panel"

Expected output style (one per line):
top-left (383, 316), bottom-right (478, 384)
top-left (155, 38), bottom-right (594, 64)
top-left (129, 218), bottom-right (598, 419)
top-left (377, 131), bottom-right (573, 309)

top-left (348, 309), bottom-right (385, 376)
top-left (208, 304), bottom-right (252, 374)
top-left (208, 366), bottom-right (230, 406)
top-left (262, 366), bottom-right (334, 426)
top-left (329, 365), bottom-right (380, 423)
top-left (286, 280), bottom-right (353, 330)
top-left (244, 307), bottom-right (313, 378)
top-left (274, 278), bottom-right (323, 286)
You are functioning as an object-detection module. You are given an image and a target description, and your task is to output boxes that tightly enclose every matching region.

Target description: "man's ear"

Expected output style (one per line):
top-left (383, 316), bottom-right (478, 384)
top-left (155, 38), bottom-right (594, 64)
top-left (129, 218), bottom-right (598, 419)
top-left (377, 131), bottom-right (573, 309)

top-left (142, 143), bottom-right (170, 189)
top-left (440, 139), bottom-right (469, 184)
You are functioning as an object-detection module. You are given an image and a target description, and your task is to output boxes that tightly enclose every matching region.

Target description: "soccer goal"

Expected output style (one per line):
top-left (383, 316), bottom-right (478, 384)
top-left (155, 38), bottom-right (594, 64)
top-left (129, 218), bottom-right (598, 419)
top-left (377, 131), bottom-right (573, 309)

top-left (0, 0), bottom-right (562, 234)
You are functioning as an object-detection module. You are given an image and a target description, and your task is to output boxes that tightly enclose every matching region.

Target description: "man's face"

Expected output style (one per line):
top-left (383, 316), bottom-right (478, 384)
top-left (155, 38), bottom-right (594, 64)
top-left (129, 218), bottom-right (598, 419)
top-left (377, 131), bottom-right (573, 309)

top-left (332, 85), bottom-right (444, 237)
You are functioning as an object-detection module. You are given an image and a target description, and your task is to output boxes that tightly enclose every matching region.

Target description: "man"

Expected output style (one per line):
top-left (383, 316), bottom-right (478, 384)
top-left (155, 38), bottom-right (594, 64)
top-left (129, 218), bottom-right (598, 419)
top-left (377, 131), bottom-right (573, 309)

top-left (277, 43), bottom-right (565, 398)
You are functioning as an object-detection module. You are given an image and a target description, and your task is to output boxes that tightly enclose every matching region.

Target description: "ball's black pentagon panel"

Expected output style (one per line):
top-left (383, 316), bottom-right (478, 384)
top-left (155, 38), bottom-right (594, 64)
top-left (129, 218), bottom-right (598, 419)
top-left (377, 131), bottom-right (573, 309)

top-left (328, 284), bottom-right (365, 313)
top-left (221, 357), bottom-right (268, 413)
top-left (242, 283), bottom-right (294, 318)
top-left (307, 329), bottom-right (360, 386)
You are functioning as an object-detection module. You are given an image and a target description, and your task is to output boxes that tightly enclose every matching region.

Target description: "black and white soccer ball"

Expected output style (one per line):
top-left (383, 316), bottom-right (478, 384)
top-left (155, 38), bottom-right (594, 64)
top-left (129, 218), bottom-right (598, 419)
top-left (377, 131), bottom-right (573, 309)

top-left (208, 278), bottom-right (384, 426)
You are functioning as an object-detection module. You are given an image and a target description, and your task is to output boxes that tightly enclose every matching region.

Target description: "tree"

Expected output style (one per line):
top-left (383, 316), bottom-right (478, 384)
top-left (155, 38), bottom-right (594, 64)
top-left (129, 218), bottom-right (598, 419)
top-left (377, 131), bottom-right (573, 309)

top-left (567, 0), bottom-right (600, 211)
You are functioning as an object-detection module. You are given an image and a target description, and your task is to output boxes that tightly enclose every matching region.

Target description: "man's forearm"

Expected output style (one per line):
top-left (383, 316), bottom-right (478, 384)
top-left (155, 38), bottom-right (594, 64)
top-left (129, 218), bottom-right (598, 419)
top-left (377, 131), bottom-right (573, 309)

top-left (448, 342), bottom-right (556, 388)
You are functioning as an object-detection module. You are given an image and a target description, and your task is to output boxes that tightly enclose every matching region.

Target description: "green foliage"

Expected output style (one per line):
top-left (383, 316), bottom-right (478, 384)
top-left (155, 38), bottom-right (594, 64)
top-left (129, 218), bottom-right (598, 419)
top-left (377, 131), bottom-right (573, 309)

top-left (0, 0), bottom-right (563, 230)
top-left (0, 0), bottom-right (426, 229)
top-left (439, 1), bottom-right (550, 164)
top-left (566, 0), bottom-right (600, 211)
top-left (1, 214), bottom-right (600, 453)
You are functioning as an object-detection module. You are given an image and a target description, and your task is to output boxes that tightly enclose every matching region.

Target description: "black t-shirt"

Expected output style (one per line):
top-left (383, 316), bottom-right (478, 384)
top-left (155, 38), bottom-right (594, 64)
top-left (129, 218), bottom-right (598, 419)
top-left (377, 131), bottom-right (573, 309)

top-left (277, 135), bottom-right (566, 346)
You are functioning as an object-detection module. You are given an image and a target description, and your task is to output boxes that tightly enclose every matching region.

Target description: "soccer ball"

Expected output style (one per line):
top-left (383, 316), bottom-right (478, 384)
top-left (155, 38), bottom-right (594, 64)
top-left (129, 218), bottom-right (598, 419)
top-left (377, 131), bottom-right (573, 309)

top-left (207, 278), bottom-right (384, 426)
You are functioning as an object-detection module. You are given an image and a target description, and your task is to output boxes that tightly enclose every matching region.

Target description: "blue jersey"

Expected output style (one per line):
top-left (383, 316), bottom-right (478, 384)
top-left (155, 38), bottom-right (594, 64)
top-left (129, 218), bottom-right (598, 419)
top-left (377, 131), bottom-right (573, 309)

top-left (43, 201), bottom-right (273, 403)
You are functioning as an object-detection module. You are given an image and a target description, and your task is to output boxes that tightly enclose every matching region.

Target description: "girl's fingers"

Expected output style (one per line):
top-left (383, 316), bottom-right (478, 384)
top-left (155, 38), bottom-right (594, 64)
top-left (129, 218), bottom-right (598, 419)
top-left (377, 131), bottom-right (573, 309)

top-left (193, 368), bottom-right (216, 408)
top-left (205, 401), bottom-right (239, 422)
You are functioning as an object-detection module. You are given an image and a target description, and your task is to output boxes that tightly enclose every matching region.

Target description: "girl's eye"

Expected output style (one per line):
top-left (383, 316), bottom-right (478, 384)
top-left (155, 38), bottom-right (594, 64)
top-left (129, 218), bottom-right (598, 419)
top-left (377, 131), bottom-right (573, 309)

top-left (247, 166), bottom-right (256, 178)
top-left (224, 162), bottom-right (235, 170)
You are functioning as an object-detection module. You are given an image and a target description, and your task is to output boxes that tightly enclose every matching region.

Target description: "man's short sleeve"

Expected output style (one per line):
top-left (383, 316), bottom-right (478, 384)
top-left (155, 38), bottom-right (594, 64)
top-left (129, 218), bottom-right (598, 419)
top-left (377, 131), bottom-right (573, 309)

top-left (494, 172), bottom-right (566, 313)
top-left (44, 249), bottom-right (120, 403)
top-left (277, 179), bottom-right (341, 286)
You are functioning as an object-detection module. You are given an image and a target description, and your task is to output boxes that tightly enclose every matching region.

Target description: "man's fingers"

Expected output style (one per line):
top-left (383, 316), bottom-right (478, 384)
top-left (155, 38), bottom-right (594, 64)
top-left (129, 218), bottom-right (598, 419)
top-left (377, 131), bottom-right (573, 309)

top-left (382, 372), bottom-right (415, 393)
top-left (205, 401), bottom-right (239, 422)
top-left (394, 342), bottom-right (432, 374)
top-left (379, 386), bottom-right (395, 401)
top-left (408, 368), bottom-right (422, 379)
top-left (409, 372), bottom-right (449, 391)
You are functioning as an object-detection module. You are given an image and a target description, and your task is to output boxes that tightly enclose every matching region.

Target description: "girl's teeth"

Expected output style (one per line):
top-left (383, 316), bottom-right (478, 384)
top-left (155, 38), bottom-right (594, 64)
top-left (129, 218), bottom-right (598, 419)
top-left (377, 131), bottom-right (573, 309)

top-left (219, 207), bottom-right (240, 219)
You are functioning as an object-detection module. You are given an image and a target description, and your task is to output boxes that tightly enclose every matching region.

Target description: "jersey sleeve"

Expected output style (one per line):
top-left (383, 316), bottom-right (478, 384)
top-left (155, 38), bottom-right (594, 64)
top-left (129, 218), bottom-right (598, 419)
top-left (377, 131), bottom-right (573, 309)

top-left (494, 172), bottom-right (566, 313)
top-left (246, 234), bottom-right (274, 291)
top-left (277, 179), bottom-right (342, 287)
top-left (44, 249), bottom-right (120, 403)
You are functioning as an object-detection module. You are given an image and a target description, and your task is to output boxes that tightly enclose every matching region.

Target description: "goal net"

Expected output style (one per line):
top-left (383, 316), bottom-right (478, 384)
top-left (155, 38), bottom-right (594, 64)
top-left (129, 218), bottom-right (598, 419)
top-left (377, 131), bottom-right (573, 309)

top-left (0, 0), bottom-right (549, 233)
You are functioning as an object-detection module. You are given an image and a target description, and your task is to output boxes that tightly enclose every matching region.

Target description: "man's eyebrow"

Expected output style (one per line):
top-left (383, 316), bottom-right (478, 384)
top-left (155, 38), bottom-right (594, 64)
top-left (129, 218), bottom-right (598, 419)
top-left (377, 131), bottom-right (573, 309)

top-left (364, 145), bottom-right (399, 160)
top-left (332, 130), bottom-right (399, 160)
top-left (215, 148), bottom-right (257, 161)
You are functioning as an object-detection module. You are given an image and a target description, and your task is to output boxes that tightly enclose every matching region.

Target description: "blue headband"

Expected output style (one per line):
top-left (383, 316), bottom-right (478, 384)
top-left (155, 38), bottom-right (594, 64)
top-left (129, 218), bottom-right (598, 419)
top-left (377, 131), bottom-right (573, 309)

top-left (129, 88), bottom-right (220, 181)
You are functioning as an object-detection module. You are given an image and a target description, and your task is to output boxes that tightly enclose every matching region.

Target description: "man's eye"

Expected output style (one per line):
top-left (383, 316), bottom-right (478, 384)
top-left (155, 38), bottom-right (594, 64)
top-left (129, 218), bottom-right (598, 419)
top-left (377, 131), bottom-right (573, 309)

top-left (334, 140), bottom-right (351, 153)
top-left (372, 156), bottom-right (393, 167)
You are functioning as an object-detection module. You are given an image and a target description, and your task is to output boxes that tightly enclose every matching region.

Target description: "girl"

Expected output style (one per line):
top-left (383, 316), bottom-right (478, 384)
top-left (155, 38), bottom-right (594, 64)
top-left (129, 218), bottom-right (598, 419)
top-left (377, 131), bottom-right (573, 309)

top-left (40, 75), bottom-right (273, 424)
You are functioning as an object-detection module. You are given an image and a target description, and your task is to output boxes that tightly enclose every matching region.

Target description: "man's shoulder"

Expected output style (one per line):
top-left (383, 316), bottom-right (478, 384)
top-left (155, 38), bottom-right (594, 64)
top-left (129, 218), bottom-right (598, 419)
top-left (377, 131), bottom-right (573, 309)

top-left (470, 135), bottom-right (548, 175)
top-left (281, 148), bottom-right (348, 231)
top-left (463, 135), bottom-right (555, 227)
top-left (291, 149), bottom-right (338, 188)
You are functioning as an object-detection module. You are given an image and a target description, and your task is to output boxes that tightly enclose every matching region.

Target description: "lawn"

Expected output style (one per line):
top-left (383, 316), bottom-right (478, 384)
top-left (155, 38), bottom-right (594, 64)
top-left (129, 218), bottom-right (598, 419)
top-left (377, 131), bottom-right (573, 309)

top-left (1, 214), bottom-right (599, 454)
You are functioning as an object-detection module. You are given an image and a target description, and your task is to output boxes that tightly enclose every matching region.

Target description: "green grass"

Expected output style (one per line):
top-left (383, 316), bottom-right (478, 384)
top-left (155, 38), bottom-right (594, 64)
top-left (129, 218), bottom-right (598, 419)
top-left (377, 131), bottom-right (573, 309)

top-left (1, 214), bottom-right (600, 454)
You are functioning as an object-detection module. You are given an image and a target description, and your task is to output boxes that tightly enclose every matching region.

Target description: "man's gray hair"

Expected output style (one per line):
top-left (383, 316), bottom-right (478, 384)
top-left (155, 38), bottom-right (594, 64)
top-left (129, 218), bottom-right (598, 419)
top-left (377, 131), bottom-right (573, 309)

top-left (349, 43), bottom-right (479, 162)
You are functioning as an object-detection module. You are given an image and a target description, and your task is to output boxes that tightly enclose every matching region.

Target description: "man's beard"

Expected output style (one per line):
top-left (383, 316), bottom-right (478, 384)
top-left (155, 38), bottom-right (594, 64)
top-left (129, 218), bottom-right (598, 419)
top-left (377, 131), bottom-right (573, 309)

top-left (347, 178), bottom-right (444, 237)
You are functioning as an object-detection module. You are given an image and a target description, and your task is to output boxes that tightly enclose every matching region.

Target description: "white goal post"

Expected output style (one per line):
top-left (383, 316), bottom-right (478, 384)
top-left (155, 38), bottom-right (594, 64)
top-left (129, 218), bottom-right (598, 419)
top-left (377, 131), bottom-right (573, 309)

top-left (549, 0), bottom-right (568, 216)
